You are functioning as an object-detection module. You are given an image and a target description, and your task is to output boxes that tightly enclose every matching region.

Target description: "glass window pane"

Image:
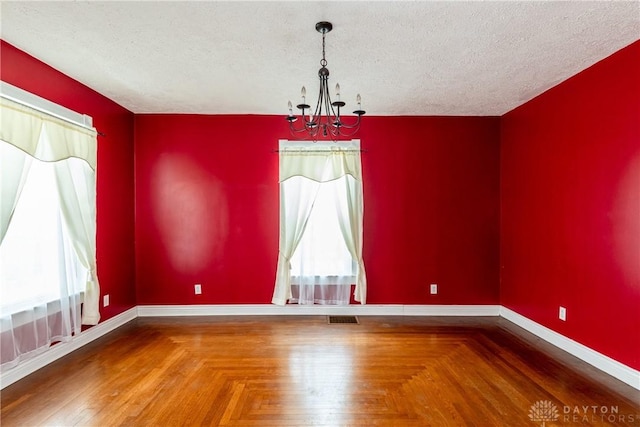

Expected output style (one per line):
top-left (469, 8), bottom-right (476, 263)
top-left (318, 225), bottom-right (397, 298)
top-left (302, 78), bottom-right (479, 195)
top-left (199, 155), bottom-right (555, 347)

top-left (290, 176), bottom-right (355, 280)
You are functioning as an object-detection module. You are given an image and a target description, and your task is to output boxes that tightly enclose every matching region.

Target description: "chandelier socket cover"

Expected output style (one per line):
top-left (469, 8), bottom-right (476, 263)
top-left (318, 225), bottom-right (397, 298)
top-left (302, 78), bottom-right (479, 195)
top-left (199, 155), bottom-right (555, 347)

top-left (315, 21), bottom-right (333, 34)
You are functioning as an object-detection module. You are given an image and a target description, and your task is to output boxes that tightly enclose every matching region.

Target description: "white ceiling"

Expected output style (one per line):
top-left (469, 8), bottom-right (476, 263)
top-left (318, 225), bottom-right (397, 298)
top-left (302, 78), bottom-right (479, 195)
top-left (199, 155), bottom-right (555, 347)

top-left (1, 1), bottom-right (638, 116)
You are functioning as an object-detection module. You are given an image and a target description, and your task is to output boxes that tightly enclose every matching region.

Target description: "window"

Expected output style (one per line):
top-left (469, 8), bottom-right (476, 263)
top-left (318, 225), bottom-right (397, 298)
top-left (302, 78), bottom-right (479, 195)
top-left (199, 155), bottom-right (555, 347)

top-left (0, 154), bottom-right (87, 315)
top-left (0, 91), bottom-right (99, 371)
top-left (288, 174), bottom-right (357, 304)
top-left (272, 140), bottom-right (367, 306)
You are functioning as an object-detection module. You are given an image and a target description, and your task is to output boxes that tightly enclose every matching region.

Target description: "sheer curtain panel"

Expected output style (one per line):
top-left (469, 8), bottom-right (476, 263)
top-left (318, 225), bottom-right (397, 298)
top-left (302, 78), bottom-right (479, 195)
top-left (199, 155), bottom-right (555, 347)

top-left (272, 140), bottom-right (366, 305)
top-left (0, 96), bottom-right (99, 371)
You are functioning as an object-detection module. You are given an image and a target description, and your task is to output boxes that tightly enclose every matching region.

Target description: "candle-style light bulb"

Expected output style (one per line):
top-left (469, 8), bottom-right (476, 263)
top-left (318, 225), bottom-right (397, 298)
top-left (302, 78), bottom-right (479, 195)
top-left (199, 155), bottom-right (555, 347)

top-left (287, 100), bottom-right (293, 115)
top-left (356, 93), bottom-right (361, 108)
top-left (301, 86), bottom-right (306, 103)
top-left (335, 83), bottom-right (341, 101)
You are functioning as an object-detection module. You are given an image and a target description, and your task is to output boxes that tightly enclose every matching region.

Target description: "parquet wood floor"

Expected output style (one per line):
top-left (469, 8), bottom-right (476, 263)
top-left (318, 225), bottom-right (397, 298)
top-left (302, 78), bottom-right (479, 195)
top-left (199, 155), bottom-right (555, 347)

top-left (1, 316), bottom-right (638, 426)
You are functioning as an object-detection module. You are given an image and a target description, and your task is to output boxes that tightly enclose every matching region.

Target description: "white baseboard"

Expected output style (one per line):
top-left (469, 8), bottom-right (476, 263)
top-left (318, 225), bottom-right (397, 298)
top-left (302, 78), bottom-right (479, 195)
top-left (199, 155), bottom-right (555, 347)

top-left (0, 307), bottom-right (137, 389)
top-left (138, 303), bottom-right (400, 317)
top-left (403, 305), bottom-right (500, 316)
top-left (3, 304), bottom-right (638, 391)
top-left (136, 304), bottom-right (500, 317)
top-left (500, 307), bottom-right (640, 390)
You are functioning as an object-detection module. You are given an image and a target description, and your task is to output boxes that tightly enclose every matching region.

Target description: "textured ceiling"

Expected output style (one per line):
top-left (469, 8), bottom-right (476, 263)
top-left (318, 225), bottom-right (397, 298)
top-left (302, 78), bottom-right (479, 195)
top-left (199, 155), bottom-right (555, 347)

top-left (1, 1), bottom-right (639, 116)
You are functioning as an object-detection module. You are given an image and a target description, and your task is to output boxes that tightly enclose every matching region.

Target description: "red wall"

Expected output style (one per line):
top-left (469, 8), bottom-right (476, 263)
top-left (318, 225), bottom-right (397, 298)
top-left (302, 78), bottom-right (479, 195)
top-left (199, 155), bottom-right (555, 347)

top-left (134, 115), bottom-right (282, 304)
top-left (1, 41), bottom-right (137, 321)
top-left (134, 115), bottom-right (501, 305)
top-left (361, 117), bottom-right (501, 304)
top-left (500, 41), bottom-right (640, 369)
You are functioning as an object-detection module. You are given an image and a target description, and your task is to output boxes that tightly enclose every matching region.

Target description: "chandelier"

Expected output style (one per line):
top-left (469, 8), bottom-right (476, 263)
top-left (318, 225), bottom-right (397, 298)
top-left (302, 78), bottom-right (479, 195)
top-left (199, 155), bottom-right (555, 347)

top-left (286, 21), bottom-right (365, 139)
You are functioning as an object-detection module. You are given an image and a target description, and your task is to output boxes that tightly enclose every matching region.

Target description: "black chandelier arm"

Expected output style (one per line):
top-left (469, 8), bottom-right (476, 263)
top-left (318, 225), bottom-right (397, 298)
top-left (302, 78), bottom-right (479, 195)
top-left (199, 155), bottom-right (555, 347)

top-left (332, 119), bottom-right (363, 137)
top-left (327, 121), bottom-right (360, 139)
top-left (289, 121), bottom-right (319, 138)
top-left (290, 111), bottom-right (322, 138)
top-left (322, 81), bottom-right (335, 123)
top-left (333, 114), bottom-right (363, 130)
top-left (308, 82), bottom-right (324, 127)
top-left (288, 118), bottom-right (361, 139)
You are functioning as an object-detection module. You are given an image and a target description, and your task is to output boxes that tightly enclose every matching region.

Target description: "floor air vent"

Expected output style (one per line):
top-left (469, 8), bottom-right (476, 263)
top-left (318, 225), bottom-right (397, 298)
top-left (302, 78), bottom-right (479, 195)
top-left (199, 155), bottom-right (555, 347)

top-left (328, 316), bottom-right (359, 324)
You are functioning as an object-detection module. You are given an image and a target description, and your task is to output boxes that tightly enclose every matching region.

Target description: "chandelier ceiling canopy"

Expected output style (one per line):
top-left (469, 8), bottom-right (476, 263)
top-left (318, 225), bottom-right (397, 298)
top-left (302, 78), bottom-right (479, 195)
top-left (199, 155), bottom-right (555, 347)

top-left (287, 21), bottom-right (365, 140)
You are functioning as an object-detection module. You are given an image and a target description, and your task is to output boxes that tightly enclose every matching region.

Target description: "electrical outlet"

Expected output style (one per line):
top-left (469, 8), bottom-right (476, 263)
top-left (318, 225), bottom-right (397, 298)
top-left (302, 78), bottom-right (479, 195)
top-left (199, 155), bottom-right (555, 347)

top-left (559, 306), bottom-right (566, 321)
top-left (430, 284), bottom-right (438, 295)
top-left (103, 294), bottom-right (110, 307)
top-left (194, 284), bottom-right (202, 295)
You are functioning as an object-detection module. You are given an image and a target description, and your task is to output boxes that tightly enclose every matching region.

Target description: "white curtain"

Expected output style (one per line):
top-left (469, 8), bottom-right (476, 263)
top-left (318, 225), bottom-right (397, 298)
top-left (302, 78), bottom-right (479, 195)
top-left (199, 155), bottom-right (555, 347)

top-left (0, 97), bottom-right (98, 371)
top-left (53, 159), bottom-right (99, 325)
top-left (272, 140), bottom-right (366, 305)
top-left (271, 174), bottom-right (321, 305)
top-left (335, 170), bottom-right (367, 303)
top-left (0, 142), bottom-right (32, 244)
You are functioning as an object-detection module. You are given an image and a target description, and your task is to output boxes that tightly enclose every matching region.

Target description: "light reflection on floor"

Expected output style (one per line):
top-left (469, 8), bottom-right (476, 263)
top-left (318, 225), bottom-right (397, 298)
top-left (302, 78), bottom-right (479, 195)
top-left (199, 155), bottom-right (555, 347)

top-left (288, 343), bottom-right (353, 424)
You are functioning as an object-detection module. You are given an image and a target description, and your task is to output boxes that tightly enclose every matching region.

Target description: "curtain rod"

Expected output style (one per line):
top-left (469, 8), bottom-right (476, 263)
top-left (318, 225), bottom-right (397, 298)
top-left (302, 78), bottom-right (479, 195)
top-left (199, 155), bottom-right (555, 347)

top-left (273, 149), bottom-right (367, 153)
top-left (0, 81), bottom-right (105, 137)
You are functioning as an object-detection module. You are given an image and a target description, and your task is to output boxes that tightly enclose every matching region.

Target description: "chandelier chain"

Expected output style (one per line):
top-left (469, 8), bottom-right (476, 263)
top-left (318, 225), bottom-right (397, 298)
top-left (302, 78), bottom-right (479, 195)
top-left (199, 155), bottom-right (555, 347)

top-left (321, 32), bottom-right (327, 67)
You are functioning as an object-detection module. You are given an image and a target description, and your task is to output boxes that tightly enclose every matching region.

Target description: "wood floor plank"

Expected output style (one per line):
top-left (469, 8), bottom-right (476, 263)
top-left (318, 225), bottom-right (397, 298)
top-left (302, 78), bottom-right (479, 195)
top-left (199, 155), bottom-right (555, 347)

top-left (1, 316), bottom-right (638, 426)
